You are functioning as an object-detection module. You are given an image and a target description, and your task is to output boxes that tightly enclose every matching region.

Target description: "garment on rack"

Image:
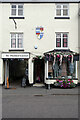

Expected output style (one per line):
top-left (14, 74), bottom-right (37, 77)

top-left (53, 62), bottom-right (59, 77)
top-left (69, 63), bottom-right (74, 74)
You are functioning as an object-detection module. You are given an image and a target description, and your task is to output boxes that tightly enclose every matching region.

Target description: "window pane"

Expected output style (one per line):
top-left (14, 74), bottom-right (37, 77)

top-left (17, 34), bottom-right (23, 48)
top-left (18, 34), bottom-right (23, 38)
top-left (63, 33), bottom-right (67, 37)
top-left (18, 9), bottom-right (23, 15)
top-left (11, 39), bottom-right (16, 48)
top-left (18, 5), bottom-right (23, 8)
top-left (56, 33), bottom-right (61, 38)
top-left (56, 5), bottom-right (61, 8)
top-left (11, 9), bottom-right (16, 15)
top-left (56, 10), bottom-right (61, 16)
top-left (11, 34), bottom-right (16, 38)
top-left (63, 9), bottom-right (68, 16)
top-left (48, 61), bottom-right (53, 78)
top-left (63, 5), bottom-right (68, 8)
top-left (56, 38), bottom-right (61, 47)
top-left (63, 38), bottom-right (68, 47)
top-left (11, 5), bottom-right (16, 8)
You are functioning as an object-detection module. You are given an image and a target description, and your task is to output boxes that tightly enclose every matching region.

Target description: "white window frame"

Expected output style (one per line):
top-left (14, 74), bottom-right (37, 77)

top-left (11, 4), bottom-right (24, 17)
top-left (56, 32), bottom-right (68, 49)
top-left (56, 4), bottom-right (69, 17)
top-left (10, 33), bottom-right (23, 50)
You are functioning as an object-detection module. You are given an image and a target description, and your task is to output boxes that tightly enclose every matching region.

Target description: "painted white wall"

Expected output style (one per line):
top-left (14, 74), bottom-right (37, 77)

top-left (0, 3), bottom-right (79, 84)
top-left (1, 3), bottom-right (79, 53)
top-left (28, 56), bottom-right (34, 84)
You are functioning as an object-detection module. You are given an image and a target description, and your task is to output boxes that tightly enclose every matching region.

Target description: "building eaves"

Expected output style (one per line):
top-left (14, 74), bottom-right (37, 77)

top-left (0, 0), bottom-right (79, 3)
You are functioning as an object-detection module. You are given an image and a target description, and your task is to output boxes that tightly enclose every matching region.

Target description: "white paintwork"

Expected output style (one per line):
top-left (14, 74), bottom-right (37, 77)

top-left (46, 61), bottom-right (48, 78)
top-left (0, 59), bottom-right (3, 84)
top-left (29, 57), bottom-right (34, 84)
top-left (0, 3), bottom-right (79, 84)
top-left (76, 61), bottom-right (77, 78)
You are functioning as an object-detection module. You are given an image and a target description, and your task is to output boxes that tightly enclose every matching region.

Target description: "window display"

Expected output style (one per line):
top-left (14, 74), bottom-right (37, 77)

top-left (48, 57), bottom-right (76, 79)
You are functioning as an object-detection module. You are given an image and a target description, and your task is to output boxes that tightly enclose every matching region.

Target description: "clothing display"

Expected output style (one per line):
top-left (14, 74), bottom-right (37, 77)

top-left (53, 62), bottom-right (59, 77)
top-left (69, 63), bottom-right (74, 74)
top-left (61, 61), bottom-right (67, 77)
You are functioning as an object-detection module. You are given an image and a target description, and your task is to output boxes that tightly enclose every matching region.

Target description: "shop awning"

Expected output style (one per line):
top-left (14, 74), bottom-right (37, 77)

top-left (44, 49), bottom-right (79, 61)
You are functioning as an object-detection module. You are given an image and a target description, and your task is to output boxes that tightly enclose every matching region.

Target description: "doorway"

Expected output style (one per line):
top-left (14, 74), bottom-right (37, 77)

top-left (34, 59), bottom-right (44, 84)
top-left (9, 59), bottom-right (28, 86)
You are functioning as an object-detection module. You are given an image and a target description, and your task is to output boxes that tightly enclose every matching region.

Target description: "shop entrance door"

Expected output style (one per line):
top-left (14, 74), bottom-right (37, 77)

top-left (34, 59), bottom-right (44, 84)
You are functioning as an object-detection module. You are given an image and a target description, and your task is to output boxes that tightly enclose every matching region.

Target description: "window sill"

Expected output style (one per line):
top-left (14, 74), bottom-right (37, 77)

top-left (54, 17), bottom-right (70, 19)
top-left (9, 49), bottom-right (24, 51)
top-left (9, 17), bottom-right (25, 19)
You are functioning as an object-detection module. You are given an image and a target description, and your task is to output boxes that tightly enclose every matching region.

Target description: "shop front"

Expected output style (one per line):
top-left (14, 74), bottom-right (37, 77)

top-left (2, 52), bottom-right (30, 87)
top-left (44, 49), bottom-right (79, 88)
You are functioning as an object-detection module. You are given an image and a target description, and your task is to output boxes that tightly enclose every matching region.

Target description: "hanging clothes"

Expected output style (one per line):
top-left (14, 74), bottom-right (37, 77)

top-left (61, 61), bottom-right (67, 77)
top-left (69, 63), bottom-right (74, 74)
top-left (53, 61), bottom-right (59, 77)
top-left (58, 65), bottom-right (62, 76)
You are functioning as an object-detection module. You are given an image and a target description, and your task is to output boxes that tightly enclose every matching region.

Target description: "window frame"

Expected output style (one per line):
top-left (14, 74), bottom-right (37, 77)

top-left (10, 33), bottom-right (23, 50)
top-left (11, 4), bottom-right (24, 17)
top-left (56, 4), bottom-right (69, 17)
top-left (56, 32), bottom-right (68, 49)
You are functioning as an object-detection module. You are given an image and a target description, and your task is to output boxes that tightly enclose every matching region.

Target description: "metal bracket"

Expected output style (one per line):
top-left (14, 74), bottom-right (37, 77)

top-left (13, 19), bottom-right (17, 29)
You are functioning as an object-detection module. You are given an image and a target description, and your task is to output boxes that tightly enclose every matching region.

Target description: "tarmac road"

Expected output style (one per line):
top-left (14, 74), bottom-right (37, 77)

top-left (2, 86), bottom-right (79, 119)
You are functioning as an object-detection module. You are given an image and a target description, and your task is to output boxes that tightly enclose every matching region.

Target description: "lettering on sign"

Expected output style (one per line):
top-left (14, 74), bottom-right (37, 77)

top-left (2, 53), bottom-right (30, 59)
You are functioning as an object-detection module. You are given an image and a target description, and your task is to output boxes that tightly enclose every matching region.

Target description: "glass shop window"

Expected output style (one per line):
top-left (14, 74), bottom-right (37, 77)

top-left (48, 61), bottom-right (53, 78)
top-left (48, 60), bottom-right (76, 79)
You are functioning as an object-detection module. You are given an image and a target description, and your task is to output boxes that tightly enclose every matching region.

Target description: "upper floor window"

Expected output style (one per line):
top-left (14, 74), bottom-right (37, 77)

top-left (11, 33), bottom-right (23, 49)
top-left (56, 33), bottom-right (68, 48)
top-left (11, 4), bottom-right (23, 17)
top-left (56, 4), bottom-right (69, 17)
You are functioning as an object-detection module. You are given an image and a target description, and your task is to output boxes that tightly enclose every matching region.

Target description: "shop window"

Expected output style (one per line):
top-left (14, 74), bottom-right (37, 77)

top-left (11, 33), bottom-right (23, 49)
top-left (56, 4), bottom-right (69, 17)
top-left (11, 4), bottom-right (23, 17)
top-left (56, 33), bottom-right (68, 48)
top-left (48, 60), bottom-right (76, 79)
top-left (48, 61), bottom-right (53, 78)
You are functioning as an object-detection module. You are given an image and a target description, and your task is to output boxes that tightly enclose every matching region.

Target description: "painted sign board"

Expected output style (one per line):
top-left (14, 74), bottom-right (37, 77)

top-left (2, 53), bottom-right (30, 59)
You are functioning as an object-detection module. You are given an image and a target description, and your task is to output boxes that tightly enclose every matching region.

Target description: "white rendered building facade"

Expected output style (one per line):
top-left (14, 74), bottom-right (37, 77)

top-left (0, 0), bottom-right (79, 87)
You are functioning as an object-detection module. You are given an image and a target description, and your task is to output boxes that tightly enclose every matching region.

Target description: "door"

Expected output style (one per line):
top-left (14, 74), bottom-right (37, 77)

top-left (34, 59), bottom-right (44, 83)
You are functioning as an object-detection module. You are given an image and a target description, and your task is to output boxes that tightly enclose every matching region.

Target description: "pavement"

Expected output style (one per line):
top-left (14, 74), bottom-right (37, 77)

top-left (1, 85), bottom-right (80, 119)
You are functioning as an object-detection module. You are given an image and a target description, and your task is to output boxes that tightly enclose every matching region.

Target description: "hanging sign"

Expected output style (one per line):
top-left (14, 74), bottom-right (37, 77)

top-left (36, 26), bottom-right (44, 40)
top-left (2, 53), bottom-right (30, 59)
